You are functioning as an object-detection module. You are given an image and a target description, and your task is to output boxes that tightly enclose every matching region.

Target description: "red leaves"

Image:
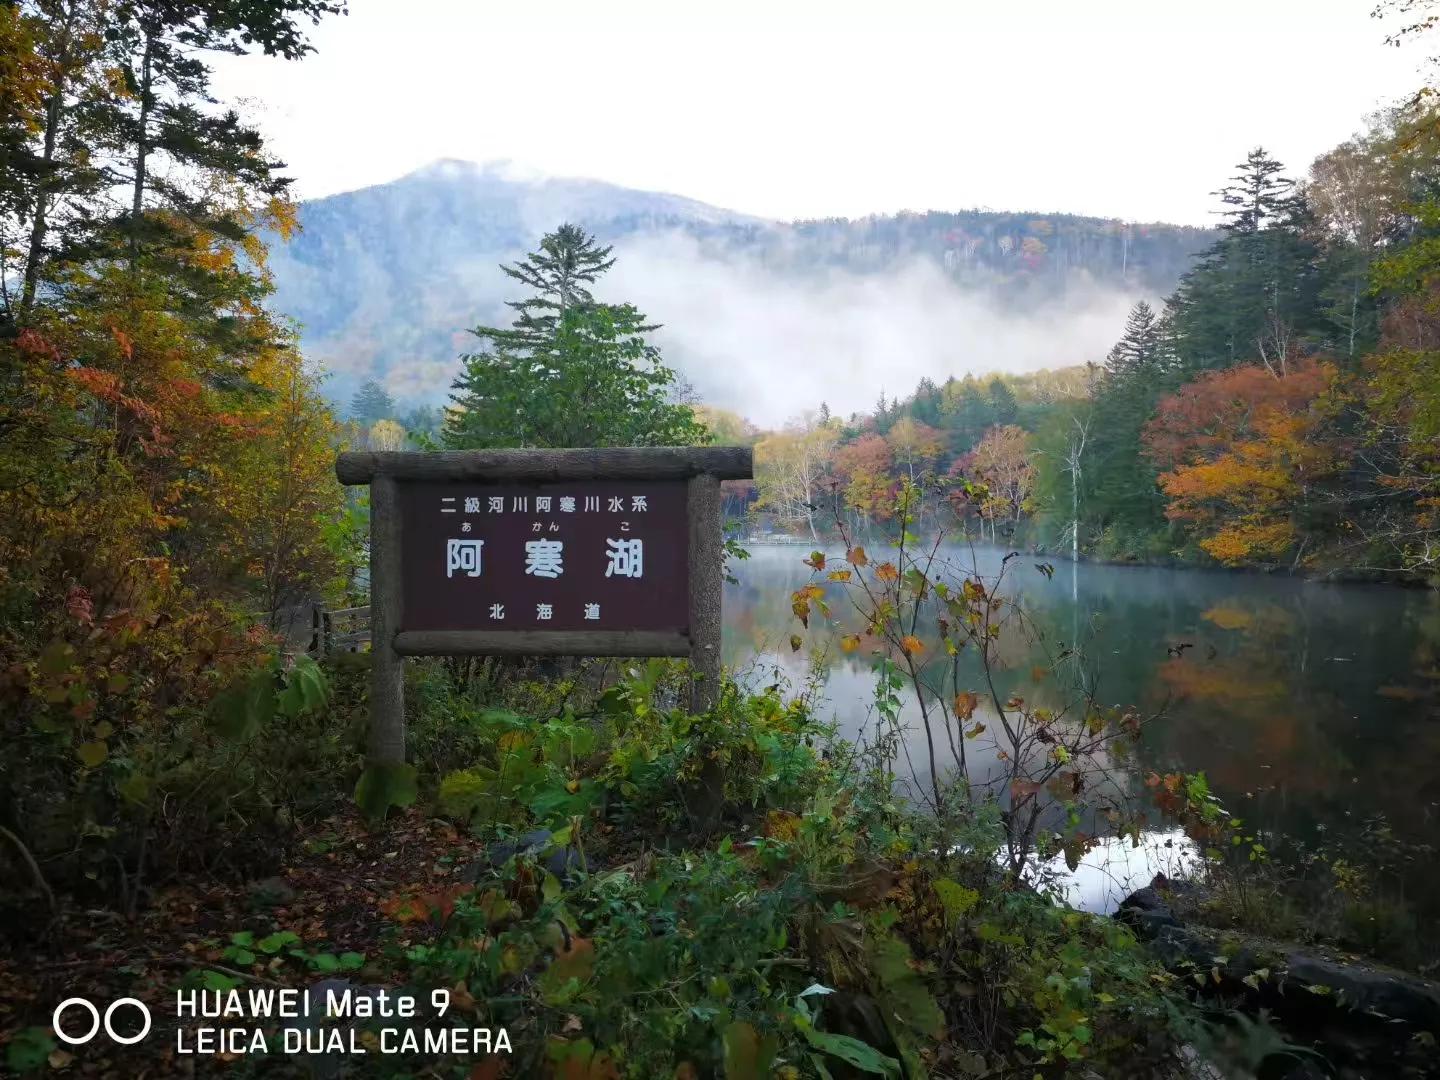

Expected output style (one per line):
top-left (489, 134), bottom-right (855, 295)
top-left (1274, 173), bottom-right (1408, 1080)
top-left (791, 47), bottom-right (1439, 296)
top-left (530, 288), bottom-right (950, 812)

top-left (65, 585), bottom-right (94, 626)
top-left (15, 328), bottom-right (62, 366)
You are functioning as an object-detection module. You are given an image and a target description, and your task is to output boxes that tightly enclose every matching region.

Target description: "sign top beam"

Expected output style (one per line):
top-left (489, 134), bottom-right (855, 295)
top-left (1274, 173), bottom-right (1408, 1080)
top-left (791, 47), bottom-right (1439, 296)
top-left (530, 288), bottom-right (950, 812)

top-left (337, 447), bottom-right (753, 486)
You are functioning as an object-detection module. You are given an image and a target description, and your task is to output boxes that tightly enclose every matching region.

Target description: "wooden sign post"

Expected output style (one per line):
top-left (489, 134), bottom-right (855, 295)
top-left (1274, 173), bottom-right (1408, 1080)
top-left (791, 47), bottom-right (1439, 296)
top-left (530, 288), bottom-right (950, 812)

top-left (335, 447), bottom-right (753, 767)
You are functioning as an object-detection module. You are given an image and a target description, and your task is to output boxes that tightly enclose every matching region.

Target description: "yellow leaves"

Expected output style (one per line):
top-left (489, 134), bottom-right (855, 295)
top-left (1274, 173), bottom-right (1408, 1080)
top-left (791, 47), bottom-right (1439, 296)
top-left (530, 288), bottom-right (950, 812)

top-left (790, 583), bottom-right (826, 628)
top-left (839, 634), bottom-right (861, 653)
top-left (1201, 604), bottom-right (1253, 631)
top-left (789, 634), bottom-right (803, 652)
top-left (266, 195), bottom-right (299, 242)
top-left (763, 810), bottom-right (802, 841)
top-left (846, 546), bottom-right (869, 566)
top-left (827, 569), bottom-right (852, 582)
top-left (899, 635), bottom-right (924, 656)
top-left (75, 740), bottom-right (108, 768)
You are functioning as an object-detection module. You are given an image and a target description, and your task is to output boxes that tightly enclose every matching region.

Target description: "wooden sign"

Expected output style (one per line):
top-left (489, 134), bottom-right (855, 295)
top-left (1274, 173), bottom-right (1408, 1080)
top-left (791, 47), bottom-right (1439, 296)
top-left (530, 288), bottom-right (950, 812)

top-left (335, 448), bottom-right (753, 766)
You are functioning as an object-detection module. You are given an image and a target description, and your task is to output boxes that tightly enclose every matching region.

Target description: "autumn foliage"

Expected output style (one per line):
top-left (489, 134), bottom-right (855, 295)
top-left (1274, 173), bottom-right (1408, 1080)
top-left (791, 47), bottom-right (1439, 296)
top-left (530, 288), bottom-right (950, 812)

top-left (1141, 360), bottom-right (1339, 564)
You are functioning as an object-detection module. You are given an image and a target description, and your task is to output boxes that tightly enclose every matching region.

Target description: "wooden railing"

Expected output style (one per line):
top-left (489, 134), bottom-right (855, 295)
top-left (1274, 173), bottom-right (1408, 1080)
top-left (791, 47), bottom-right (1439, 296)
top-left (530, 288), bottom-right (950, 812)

top-left (310, 604), bottom-right (371, 655)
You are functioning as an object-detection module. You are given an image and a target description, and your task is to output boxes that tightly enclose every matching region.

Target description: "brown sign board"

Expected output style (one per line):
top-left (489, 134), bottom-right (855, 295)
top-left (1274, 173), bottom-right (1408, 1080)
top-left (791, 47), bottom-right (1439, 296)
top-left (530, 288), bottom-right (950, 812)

top-left (399, 479), bottom-right (689, 634)
top-left (335, 447), bottom-right (754, 767)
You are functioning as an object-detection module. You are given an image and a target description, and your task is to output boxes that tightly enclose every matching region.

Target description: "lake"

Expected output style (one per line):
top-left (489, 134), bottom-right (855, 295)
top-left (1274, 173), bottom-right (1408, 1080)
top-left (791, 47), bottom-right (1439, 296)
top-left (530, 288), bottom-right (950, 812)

top-left (721, 543), bottom-right (1440, 911)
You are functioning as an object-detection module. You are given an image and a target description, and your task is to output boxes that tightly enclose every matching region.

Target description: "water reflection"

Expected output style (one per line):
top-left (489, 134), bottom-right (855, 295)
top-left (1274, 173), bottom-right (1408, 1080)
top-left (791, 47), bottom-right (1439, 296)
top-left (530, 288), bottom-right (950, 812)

top-left (722, 544), bottom-right (1440, 911)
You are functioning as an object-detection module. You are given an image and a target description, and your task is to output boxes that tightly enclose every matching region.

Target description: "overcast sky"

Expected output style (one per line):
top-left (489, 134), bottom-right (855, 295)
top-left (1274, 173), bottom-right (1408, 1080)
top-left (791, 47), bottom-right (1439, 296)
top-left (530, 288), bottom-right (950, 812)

top-left (211, 0), bottom-right (1428, 224)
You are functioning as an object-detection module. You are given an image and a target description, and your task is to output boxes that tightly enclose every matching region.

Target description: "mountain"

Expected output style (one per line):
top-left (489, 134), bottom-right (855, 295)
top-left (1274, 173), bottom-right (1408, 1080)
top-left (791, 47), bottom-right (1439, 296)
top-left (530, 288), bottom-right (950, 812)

top-left (267, 160), bottom-right (1218, 423)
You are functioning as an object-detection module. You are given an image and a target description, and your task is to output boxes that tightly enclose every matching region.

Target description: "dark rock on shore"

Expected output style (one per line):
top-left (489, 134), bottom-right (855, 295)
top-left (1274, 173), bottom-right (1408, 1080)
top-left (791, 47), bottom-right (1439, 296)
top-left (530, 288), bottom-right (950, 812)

top-left (1118, 877), bottom-right (1440, 1078)
top-left (460, 828), bottom-right (583, 882)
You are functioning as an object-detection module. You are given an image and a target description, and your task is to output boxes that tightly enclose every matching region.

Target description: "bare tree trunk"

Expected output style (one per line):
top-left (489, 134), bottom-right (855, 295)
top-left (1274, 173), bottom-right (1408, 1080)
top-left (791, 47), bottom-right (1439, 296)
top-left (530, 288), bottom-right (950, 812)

top-left (20, 2), bottom-right (79, 315)
top-left (130, 29), bottom-right (155, 273)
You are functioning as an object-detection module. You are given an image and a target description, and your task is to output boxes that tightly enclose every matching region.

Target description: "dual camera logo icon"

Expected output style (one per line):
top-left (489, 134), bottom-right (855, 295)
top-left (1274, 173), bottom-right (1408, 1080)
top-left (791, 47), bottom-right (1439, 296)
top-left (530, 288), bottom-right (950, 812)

top-left (52, 997), bottom-right (152, 1045)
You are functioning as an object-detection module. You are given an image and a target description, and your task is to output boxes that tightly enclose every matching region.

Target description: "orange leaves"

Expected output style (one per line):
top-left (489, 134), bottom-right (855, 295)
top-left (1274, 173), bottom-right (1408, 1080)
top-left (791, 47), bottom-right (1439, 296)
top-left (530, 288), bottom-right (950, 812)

top-left (110, 326), bottom-right (134, 361)
top-left (548, 932), bottom-right (595, 985)
top-left (378, 893), bottom-right (434, 925)
top-left (953, 691), bottom-right (979, 721)
top-left (874, 561), bottom-right (899, 583)
top-left (379, 884), bottom-right (477, 926)
top-left (1009, 779), bottom-right (1043, 804)
top-left (1143, 360), bottom-right (1340, 565)
top-left (899, 635), bottom-right (924, 656)
top-left (1142, 359), bottom-right (1334, 473)
top-left (846, 546), bottom-right (869, 567)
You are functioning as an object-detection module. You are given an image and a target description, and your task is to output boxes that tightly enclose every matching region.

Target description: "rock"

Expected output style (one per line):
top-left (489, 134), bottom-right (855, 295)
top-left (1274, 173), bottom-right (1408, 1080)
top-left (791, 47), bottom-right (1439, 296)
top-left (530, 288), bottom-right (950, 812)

top-left (248, 876), bottom-right (296, 907)
top-left (459, 829), bottom-right (583, 883)
top-left (1115, 885), bottom-right (1440, 1035)
top-left (1116, 885), bottom-right (1182, 936)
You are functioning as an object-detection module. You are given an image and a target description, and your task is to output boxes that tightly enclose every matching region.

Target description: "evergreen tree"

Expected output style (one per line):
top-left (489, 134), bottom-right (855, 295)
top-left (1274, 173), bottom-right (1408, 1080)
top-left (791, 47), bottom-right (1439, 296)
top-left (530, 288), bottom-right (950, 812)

top-left (873, 389), bottom-right (892, 434)
top-left (1214, 148), bottom-right (1299, 235)
top-left (910, 376), bottom-right (944, 427)
top-left (1166, 148), bottom-right (1325, 372)
top-left (350, 380), bottom-right (395, 425)
top-left (986, 377), bottom-right (1019, 426)
top-left (941, 376), bottom-right (993, 456)
top-left (1104, 301), bottom-right (1171, 379)
top-left (480, 223), bottom-right (625, 352)
top-left (445, 227), bottom-right (704, 450)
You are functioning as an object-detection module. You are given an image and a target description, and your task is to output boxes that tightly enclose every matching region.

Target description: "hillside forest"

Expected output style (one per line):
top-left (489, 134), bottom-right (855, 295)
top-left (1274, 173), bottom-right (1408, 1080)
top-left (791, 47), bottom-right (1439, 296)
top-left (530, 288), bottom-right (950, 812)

top-left (4, 1), bottom-right (1440, 1078)
top-left (339, 106), bottom-right (1440, 581)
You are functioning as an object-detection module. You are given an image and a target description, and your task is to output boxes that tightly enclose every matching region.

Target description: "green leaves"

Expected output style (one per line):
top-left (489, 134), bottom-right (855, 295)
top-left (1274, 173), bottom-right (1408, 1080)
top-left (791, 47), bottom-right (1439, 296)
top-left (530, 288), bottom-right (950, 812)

top-left (797, 1024), bottom-right (900, 1077)
top-left (209, 667), bottom-right (276, 740)
top-left (5, 1027), bottom-right (54, 1073)
top-left (933, 879), bottom-right (980, 922)
top-left (865, 930), bottom-right (946, 1042)
top-left (354, 762), bottom-right (418, 822)
top-left (210, 655), bottom-right (329, 740)
top-left (276, 656), bottom-right (327, 718)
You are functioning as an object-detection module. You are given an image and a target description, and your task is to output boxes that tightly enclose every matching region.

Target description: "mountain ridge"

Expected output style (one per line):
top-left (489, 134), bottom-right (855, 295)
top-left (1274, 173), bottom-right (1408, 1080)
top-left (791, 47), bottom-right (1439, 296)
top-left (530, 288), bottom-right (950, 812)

top-left (266, 160), bottom-right (1219, 422)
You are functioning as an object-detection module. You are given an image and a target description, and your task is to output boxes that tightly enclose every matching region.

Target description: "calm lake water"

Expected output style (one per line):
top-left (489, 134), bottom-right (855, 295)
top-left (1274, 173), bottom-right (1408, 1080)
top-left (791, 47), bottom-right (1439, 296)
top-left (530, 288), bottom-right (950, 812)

top-left (721, 544), bottom-right (1440, 911)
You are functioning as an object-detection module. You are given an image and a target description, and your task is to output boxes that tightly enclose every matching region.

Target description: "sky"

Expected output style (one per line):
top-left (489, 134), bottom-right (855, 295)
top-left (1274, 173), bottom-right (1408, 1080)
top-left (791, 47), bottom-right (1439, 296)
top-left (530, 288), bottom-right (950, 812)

top-left (209, 0), bottom-right (1431, 225)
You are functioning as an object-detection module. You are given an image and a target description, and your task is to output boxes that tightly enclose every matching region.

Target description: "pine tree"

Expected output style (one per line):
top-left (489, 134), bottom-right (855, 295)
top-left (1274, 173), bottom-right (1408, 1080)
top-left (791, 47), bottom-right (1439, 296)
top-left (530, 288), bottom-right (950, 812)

top-left (1213, 148), bottom-right (1299, 235)
top-left (350, 380), bottom-right (395, 425)
top-left (480, 223), bottom-right (625, 352)
top-left (986, 377), bottom-right (1019, 426)
top-left (445, 227), bottom-right (705, 450)
top-left (1167, 148), bottom-right (1325, 372)
top-left (1104, 301), bottom-right (1170, 380)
